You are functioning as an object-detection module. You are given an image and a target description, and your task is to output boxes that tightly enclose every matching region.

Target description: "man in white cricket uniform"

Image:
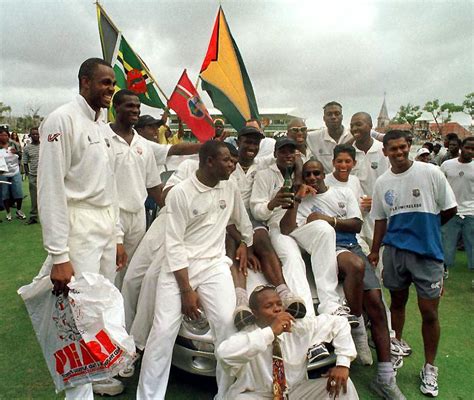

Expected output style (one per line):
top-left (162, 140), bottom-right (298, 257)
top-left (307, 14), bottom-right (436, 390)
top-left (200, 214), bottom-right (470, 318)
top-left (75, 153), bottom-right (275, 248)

top-left (440, 136), bottom-right (474, 272)
top-left (137, 141), bottom-right (253, 400)
top-left (38, 58), bottom-right (126, 399)
top-left (368, 130), bottom-right (457, 397)
top-left (217, 285), bottom-right (358, 400)
top-left (306, 101), bottom-right (353, 174)
top-left (286, 118), bottom-right (314, 163)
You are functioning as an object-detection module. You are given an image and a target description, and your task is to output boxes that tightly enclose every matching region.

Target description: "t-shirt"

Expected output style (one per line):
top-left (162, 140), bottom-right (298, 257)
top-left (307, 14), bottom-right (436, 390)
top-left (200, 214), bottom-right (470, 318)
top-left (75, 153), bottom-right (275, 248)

top-left (440, 158), bottom-right (474, 215)
top-left (325, 173), bottom-right (364, 201)
top-left (371, 161), bottom-right (457, 261)
top-left (0, 147), bottom-right (20, 176)
top-left (22, 142), bottom-right (40, 176)
top-left (297, 186), bottom-right (362, 246)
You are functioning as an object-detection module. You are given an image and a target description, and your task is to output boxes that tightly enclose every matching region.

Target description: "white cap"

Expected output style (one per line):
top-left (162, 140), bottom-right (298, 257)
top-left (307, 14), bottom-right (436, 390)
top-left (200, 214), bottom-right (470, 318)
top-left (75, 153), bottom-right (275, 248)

top-left (417, 148), bottom-right (430, 156)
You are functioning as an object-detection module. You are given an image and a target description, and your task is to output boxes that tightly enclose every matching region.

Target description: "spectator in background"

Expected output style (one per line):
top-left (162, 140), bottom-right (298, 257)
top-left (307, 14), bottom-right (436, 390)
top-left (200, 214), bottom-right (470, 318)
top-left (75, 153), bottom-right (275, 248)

top-left (0, 125), bottom-right (26, 221)
top-left (440, 133), bottom-right (460, 164)
top-left (432, 142), bottom-right (446, 166)
top-left (214, 118), bottom-right (225, 138)
top-left (23, 127), bottom-right (40, 224)
top-left (158, 119), bottom-right (184, 145)
top-left (416, 148), bottom-right (432, 163)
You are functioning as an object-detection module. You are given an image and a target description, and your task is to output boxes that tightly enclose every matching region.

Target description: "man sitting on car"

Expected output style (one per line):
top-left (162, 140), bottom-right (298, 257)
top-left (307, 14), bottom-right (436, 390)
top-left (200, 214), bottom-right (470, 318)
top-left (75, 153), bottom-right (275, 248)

top-left (216, 284), bottom-right (359, 399)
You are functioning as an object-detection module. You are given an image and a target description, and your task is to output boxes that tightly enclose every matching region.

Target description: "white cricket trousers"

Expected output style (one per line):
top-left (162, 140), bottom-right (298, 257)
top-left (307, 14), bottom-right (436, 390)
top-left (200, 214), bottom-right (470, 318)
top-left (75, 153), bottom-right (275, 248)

top-left (49, 204), bottom-right (117, 400)
top-left (122, 211), bottom-right (165, 330)
top-left (115, 208), bottom-right (147, 290)
top-left (233, 377), bottom-right (359, 399)
top-left (137, 257), bottom-right (236, 400)
top-left (269, 228), bottom-right (315, 317)
top-left (290, 220), bottom-right (341, 315)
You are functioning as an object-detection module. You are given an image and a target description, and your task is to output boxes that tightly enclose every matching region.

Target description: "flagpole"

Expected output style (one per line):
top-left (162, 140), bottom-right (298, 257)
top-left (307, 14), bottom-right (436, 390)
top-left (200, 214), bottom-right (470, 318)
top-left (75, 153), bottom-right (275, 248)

top-left (96, 2), bottom-right (169, 103)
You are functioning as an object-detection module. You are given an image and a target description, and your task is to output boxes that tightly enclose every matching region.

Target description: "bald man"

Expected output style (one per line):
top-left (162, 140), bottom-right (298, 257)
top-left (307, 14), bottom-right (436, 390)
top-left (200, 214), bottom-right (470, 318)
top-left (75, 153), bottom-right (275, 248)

top-left (287, 118), bottom-right (314, 163)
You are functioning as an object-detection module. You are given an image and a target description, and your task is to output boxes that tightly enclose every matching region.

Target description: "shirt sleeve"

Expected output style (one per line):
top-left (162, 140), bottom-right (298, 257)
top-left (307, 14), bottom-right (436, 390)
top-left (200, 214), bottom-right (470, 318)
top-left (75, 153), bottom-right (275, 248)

top-left (145, 144), bottom-right (162, 188)
top-left (229, 182), bottom-right (253, 247)
top-left (148, 141), bottom-right (172, 166)
top-left (370, 180), bottom-right (387, 221)
top-left (250, 170), bottom-right (274, 222)
top-left (164, 186), bottom-right (191, 272)
top-left (432, 165), bottom-right (457, 211)
top-left (22, 146), bottom-right (30, 165)
top-left (216, 326), bottom-right (275, 376)
top-left (344, 189), bottom-right (362, 220)
top-left (37, 111), bottom-right (73, 264)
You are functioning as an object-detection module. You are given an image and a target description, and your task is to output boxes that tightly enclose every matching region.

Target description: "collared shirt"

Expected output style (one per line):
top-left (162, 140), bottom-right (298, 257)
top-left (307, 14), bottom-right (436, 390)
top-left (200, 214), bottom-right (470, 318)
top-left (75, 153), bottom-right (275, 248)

top-left (217, 315), bottom-right (356, 399)
top-left (351, 139), bottom-right (389, 197)
top-left (107, 126), bottom-right (161, 213)
top-left (164, 172), bottom-right (253, 272)
top-left (38, 94), bottom-right (118, 263)
top-left (23, 142), bottom-right (40, 176)
top-left (306, 127), bottom-right (353, 173)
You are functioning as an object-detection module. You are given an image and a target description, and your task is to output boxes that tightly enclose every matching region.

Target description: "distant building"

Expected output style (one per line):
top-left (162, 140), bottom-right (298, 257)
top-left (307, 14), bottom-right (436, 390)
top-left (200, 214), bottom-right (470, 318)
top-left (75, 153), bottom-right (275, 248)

top-left (377, 95), bottom-right (390, 129)
top-left (169, 107), bottom-right (303, 137)
top-left (378, 121), bottom-right (471, 140)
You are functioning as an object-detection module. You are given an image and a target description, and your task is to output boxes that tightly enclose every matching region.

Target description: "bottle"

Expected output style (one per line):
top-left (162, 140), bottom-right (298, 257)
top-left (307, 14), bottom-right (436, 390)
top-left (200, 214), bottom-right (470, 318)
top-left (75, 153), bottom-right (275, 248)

top-left (282, 167), bottom-right (294, 209)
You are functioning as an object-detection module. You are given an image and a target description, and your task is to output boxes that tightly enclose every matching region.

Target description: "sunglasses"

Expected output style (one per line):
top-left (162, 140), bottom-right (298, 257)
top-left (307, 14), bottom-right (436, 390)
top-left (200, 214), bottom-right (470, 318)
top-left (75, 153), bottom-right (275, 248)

top-left (303, 170), bottom-right (322, 177)
top-left (289, 126), bottom-right (307, 134)
top-left (252, 284), bottom-right (277, 294)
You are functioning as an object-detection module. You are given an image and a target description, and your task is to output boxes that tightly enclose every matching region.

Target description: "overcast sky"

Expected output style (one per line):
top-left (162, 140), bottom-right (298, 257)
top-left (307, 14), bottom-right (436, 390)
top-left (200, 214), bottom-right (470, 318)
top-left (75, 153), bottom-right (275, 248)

top-left (1, 0), bottom-right (472, 128)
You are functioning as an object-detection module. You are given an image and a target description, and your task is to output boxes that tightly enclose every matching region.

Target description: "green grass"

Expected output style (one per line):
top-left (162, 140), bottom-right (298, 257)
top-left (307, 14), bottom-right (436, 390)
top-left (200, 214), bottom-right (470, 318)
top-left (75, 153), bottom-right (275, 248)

top-left (1, 182), bottom-right (473, 399)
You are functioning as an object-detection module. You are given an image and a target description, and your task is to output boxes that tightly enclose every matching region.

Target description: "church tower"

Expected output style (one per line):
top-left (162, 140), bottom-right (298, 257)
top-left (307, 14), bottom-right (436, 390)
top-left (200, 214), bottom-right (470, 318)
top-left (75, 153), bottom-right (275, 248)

top-left (377, 94), bottom-right (390, 129)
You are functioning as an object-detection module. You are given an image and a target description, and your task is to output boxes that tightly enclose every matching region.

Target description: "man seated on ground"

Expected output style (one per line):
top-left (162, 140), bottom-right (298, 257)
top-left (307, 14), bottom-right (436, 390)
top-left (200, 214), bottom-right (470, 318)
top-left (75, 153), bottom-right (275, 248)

top-left (368, 130), bottom-right (457, 398)
top-left (251, 138), bottom-right (357, 325)
top-left (137, 141), bottom-right (253, 399)
top-left (281, 160), bottom-right (406, 400)
top-left (217, 285), bottom-right (359, 400)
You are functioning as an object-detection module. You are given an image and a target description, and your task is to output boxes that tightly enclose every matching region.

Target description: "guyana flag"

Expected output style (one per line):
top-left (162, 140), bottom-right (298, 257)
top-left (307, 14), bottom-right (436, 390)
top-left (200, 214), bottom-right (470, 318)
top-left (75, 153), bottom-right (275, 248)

top-left (200, 7), bottom-right (259, 131)
top-left (96, 4), bottom-right (166, 110)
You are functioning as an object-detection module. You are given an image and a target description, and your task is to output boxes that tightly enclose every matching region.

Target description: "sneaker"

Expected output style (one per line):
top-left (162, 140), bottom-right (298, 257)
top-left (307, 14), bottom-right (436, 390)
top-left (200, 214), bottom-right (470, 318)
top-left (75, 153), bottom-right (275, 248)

top-left (420, 364), bottom-right (439, 397)
top-left (391, 337), bottom-right (412, 357)
top-left (26, 218), bottom-right (38, 225)
top-left (233, 304), bottom-right (255, 330)
top-left (332, 306), bottom-right (359, 328)
top-left (443, 267), bottom-right (449, 280)
top-left (16, 210), bottom-right (26, 220)
top-left (281, 292), bottom-right (306, 319)
top-left (391, 354), bottom-right (404, 370)
top-left (119, 353), bottom-right (140, 378)
top-left (6, 213), bottom-right (12, 221)
top-left (352, 329), bottom-right (373, 365)
top-left (370, 376), bottom-right (406, 400)
top-left (307, 343), bottom-right (330, 363)
top-left (92, 377), bottom-right (124, 396)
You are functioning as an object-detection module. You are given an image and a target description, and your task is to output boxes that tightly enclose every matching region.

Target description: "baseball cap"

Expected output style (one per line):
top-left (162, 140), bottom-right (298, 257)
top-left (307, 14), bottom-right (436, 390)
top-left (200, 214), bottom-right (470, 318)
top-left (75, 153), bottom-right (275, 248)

top-left (417, 148), bottom-right (430, 156)
top-left (275, 137), bottom-right (297, 150)
top-left (237, 126), bottom-right (264, 139)
top-left (135, 115), bottom-right (163, 129)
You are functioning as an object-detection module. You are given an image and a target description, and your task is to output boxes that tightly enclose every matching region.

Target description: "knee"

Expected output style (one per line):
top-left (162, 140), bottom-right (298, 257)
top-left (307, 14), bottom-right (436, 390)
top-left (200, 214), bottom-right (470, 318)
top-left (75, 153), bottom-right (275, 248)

top-left (352, 257), bottom-right (365, 277)
top-left (420, 308), bottom-right (439, 324)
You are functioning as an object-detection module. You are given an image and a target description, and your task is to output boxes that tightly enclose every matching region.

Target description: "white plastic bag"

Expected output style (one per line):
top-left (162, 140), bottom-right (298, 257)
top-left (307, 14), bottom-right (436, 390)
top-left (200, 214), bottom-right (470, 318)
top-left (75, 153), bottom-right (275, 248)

top-left (18, 272), bottom-right (135, 392)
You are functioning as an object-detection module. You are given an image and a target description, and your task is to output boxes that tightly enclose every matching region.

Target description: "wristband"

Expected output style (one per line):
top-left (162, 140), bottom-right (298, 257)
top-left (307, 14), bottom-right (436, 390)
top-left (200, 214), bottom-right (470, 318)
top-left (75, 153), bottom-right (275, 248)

top-left (179, 287), bottom-right (193, 294)
top-left (333, 217), bottom-right (338, 228)
top-left (294, 196), bottom-right (302, 203)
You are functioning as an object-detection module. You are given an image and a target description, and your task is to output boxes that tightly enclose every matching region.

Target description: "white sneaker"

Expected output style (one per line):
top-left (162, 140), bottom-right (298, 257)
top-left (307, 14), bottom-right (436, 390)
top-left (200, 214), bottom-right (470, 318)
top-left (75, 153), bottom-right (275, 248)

top-left (391, 337), bottom-right (412, 357)
top-left (332, 306), bottom-right (359, 328)
top-left (16, 210), bottom-right (26, 219)
top-left (391, 354), bottom-right (404, 370)
top-left (92, 377), bottom-right (124, 396)
top-left (420, 364), bottom-right (439, 397)
top-left (118, 353), bottom-right (141, 378)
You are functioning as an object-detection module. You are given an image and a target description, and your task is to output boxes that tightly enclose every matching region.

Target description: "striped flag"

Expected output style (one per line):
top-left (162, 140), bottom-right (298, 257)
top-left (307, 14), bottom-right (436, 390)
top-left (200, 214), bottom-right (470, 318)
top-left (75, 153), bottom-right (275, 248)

top-left (200, 7), bottom-right (260, 131)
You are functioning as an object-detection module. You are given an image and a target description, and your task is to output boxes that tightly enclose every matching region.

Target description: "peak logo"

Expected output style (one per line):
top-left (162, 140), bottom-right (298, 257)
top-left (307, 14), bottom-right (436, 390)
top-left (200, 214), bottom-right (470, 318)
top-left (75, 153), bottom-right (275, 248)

top-left (48, 133), bottom-right (61, 142)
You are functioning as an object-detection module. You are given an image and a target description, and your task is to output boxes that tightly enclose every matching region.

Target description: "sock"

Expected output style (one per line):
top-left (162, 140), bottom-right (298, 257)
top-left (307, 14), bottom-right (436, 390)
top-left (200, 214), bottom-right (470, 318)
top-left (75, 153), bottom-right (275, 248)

top-left (276, 284), bottom-right (290, 298)
top-left (377, 362), bottom-right (395, 383)
top-left (352, 315), bottom-right (366, 336)
top-left (235, 287), bottom-right (248, 307)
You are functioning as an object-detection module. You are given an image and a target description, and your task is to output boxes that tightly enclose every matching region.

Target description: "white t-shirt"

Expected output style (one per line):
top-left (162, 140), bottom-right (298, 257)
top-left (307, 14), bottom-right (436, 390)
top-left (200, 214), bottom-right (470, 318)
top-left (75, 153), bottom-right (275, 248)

top-left (440, 158), bottom-right (474, 215)
top-left (325, 173), bottom-right (363, 201)
top-left (371, 161), bottom-right (457, 261)
top-left (0, 147), bottom-right (19, 176)
top-left (297, 186), bottom-right (362, 246)
top-left (108, 126), bottom-right (161, 213)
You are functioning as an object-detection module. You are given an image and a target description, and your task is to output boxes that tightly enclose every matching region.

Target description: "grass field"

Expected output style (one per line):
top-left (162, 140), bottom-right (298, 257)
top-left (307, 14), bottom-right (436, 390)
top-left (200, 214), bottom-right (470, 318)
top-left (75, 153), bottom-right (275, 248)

top-left (1, 183), bottom-right (473, 399)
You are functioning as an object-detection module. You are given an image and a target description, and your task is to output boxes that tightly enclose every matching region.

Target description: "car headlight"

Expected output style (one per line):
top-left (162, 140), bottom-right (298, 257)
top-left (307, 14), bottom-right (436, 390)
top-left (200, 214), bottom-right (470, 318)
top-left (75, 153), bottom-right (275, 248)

top-left (191, 340), bottom-right (215, 353)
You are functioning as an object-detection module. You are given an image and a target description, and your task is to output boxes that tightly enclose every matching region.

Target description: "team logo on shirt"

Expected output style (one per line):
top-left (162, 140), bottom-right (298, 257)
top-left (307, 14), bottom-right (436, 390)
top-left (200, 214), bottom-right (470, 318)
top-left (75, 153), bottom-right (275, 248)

top-left (371, 162), bottom-right (378, 169)
top-left (136, 146), bottom-right (143, 155)
top-left (47, 133), bottom-right (61, 142)
top-left (459, 171), bottom-right (464, 177)
top-left (250, 171), bottom-right (257, 179)
top-left (219, 200), bottom-right (227, 209)
top-left (412, 189), bottom-right (420, 197)
top-left (338, 202), bottom-right (345, 209)
top-left (384, 190), bottom-right (397, 206)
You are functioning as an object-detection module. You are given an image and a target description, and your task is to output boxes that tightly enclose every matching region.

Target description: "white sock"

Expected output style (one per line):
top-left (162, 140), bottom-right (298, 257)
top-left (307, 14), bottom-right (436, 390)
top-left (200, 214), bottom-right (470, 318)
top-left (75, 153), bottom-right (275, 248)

top-left (235, 287), bottom-right (248, 307)
top-left (276, 284), bottom-right (290, 298)
top-left (377, 362), bottom-right (395, 383)
top-left (352, 315), bottom-right (366, 336)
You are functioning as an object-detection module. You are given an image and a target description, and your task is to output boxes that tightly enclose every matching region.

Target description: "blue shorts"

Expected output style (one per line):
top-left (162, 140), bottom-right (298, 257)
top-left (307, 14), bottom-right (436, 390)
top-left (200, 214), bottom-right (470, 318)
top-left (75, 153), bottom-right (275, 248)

top-left (0, 172), bottom-right (23, 202)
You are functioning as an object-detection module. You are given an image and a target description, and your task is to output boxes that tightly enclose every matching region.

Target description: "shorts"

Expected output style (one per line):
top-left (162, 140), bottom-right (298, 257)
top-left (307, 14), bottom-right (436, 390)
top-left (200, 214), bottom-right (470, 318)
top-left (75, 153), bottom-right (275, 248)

top-left (382, 245), bottom-right (443, 299)
top-left (0, 172), bottom-right (23, 201)
top-left (248, 209), bottom-right (268, 232)
top-left (336, 243), bottom-right (381, 290)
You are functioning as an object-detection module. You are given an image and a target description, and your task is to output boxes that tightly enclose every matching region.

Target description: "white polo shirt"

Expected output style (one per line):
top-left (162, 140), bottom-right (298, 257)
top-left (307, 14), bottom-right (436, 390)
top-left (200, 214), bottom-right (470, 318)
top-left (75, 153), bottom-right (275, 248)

top-left (107, 126), bottom-right (161, 213)
top-left (165, 173), bottom-right (253, 272)
top-left (351, 139), bottom-right (389, 197)
top-left (440, 158), bottom-right (474, 215)
top-left (325, 173), bottom-right (364, 201)
top-left (306, 126), bottom-right (352, 173)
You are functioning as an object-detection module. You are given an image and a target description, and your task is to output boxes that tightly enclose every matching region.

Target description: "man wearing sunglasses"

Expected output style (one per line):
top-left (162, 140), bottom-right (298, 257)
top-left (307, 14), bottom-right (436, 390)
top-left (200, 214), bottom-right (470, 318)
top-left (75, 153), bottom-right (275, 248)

top-left (286, 118), bottom-right (314, 163)
top-left (217, 284), bottom-right (359, 400)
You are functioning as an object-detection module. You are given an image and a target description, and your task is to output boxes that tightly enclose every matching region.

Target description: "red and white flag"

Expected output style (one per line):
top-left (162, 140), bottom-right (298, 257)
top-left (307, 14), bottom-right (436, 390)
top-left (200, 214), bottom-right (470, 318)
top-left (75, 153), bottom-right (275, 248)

top-left (168, 70), bottom-right (215, 142)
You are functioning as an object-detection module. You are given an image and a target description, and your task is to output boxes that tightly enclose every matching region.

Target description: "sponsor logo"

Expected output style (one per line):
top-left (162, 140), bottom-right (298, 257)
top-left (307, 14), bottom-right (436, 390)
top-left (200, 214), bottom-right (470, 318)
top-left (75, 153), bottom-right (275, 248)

top-left (338, 202), bottom-right (345, 209)
top-left (412, 189), bottom-right (420, 197)
top-left (136, 146), bottom-right (143, 155)
top-left (459, 171), bottom-right (464, 177)
top-left (431, 281), bottom-right (441, 289)
top-left (384, 189), bottom-right (396, 206)
top-left (371, 161), bottom-right (378, 169)
top-left (48, 133), bottom-right (61, 142)
top-left (219, 200), bottom-right (227, 209)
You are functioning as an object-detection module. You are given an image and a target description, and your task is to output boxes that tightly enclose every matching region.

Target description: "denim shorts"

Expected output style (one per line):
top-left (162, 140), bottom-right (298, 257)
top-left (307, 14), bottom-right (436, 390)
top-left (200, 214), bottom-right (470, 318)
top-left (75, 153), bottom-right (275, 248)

top-left (0, 172), bottom-right (23, 201)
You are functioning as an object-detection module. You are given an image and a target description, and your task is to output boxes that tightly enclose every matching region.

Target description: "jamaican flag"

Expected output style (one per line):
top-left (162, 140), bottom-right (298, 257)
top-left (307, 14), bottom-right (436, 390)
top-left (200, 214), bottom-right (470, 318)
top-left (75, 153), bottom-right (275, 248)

top-left (200, 7), bottom-right (260, 131)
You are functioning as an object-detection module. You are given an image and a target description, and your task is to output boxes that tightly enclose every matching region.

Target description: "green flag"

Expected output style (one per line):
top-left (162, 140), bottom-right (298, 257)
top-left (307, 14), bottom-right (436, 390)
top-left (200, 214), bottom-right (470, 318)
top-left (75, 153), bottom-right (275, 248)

top-left (111, 33), bottom-right (166, 109)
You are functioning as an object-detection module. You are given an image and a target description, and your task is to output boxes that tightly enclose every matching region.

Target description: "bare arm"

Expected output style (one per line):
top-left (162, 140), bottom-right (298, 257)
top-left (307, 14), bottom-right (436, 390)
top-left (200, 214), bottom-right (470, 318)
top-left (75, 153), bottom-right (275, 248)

top-left (440, 206), bottom-right (457, 225)
top-left (167, 143), bottom-right (202, 156)
top-left (368, 219), bottom-right (387, 266)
